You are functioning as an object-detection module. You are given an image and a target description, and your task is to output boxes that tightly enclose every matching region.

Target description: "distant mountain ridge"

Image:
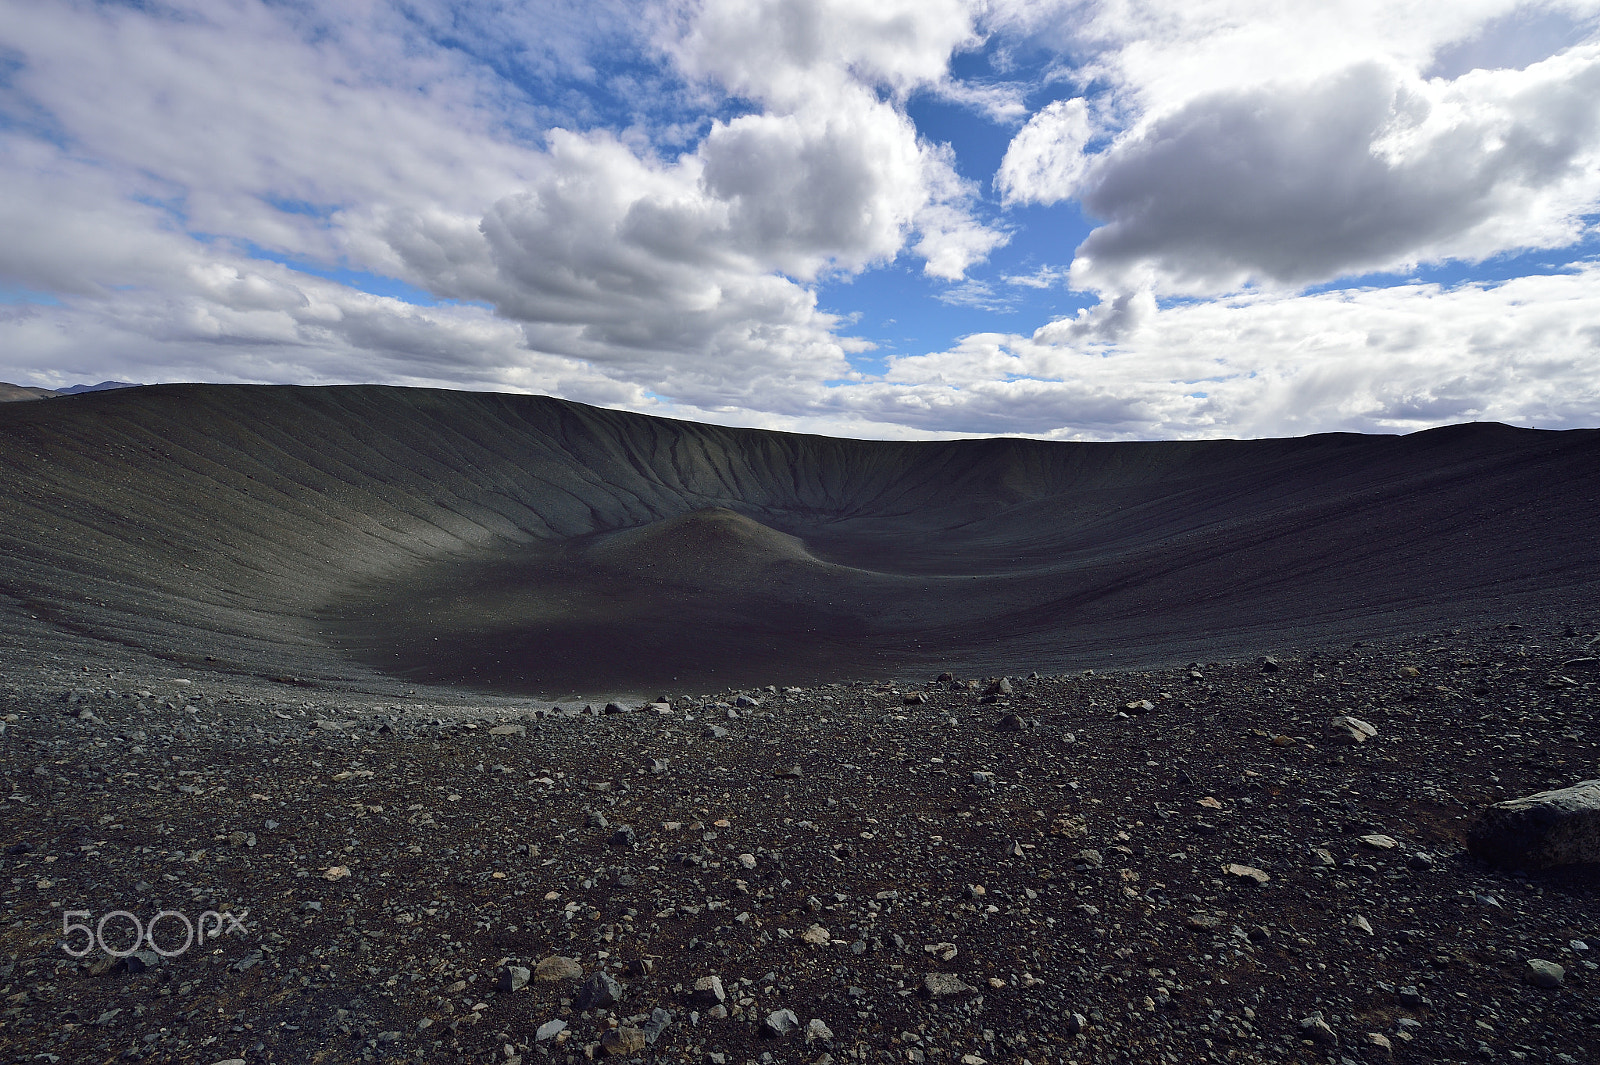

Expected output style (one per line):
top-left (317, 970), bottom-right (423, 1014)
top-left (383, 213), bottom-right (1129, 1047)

top-left (55, 380), bottom-right (142, 394)
top-left (0, 380), bottom-right (142, 402)
top-left (0, 383), bottom-right (60, 402)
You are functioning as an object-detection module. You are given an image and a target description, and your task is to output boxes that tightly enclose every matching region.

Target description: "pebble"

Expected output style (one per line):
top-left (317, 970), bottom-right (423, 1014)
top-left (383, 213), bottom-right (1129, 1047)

top-left (1524, 959), bottom-right (1565, 988)
top-left (600, 1025), bottom-right (645, 1055)
top-left (495, 964), bottom-right (530, 992)
top-left (1330, 715), bottom-right (1377, 743)
top-left (643, 1007), bottom-right (673, 1044)
top-left (923, 973), bottom-right (978, 999)
top-left (762, 1008), bottom-right (799, 1038)
top-left (535, 955), bottom-right (583, 982)
top-left (574, 972), bottom-right (621, 1011)
top-left (1299, 1013), bottom-right (1337, 1045)
top-left (1222, 862), bottom-right (1269, 885)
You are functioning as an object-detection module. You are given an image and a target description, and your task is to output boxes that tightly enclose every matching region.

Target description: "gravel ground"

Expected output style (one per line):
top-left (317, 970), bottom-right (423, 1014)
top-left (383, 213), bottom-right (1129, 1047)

top-left (2, 620), bottom-right (1597, 1065)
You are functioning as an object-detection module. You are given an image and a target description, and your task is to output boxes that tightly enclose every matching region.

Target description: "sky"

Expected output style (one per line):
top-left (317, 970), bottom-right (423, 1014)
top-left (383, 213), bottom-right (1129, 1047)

top-left (2, 0), bottom-right (1599, 441)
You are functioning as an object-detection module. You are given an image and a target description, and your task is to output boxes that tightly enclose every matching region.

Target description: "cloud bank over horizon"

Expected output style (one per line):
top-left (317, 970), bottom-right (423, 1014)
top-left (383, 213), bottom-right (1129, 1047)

top-left (2, 0), bottom-right (1598, 440)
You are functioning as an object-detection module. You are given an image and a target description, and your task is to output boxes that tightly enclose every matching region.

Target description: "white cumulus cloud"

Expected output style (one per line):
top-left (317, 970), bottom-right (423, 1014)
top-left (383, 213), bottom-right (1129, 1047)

top-left (1068, 50), bottom-right (1600, 294)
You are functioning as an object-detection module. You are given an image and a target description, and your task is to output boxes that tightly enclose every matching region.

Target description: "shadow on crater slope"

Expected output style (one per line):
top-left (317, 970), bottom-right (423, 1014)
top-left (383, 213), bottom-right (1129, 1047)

top-left (1, 384), bottom-right (1596, 695)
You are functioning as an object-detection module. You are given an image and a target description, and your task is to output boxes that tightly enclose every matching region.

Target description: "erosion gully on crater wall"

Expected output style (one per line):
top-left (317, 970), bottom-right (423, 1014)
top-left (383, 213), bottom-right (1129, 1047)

top-left (1, 383), bottom-right (1598, 697)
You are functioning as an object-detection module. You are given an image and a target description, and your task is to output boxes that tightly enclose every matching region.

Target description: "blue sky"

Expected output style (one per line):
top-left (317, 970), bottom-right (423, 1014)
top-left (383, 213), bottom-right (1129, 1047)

top-left (1, 0), bottom-right (1598, 439)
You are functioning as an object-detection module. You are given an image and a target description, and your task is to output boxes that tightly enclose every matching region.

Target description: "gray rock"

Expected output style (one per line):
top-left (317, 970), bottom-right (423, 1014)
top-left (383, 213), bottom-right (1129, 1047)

top-left (1330, 715), bottom-right (1378, 743)
top-left (587, 809), bottom-right (610, 830)
top-left (574, 971), bottom-right (622, 1011)
top-left (1259, 655), bottom-right (1281, 673)
top-left (1299, 1013), bottom-right (1337, 1045)
top-left (603, 702), bottom-right (628, 715)
top-left (806, 1018), bottom-right (834, 1043)
top-left (124, 950), bottom-right (161, 974)
top-left (985, 677), bottom-right (1014, 696)
top-left (735, 694), bottom-right (762, 709)
top-left (643, 1007), bottom-right (673, 1044)
top-left (763, 1008), bottom-right (800, 1038)
top-left (600, 1025), bottom-right (645, 1055)
top-left (693, 975), bottom-right (726, 1003)
top-left (608, 824), bottom-right (637, 847)
top-left (535, 955), bottom-right (583, 982)
top-left (704, 725), bottom-right (730, 738)
top-left (922, 972), bottom-right (978, 999)
top-left (496, 964), bottom-right (530, 992)
top-left (994, 713), bottom-right (1027, 732)
top-left (1524, 959), bottom-right (1565, 988)
top-left (535, 1018), bottom-right (568, 1042)
top-left (1467, 779), bottom-right (1600, 869)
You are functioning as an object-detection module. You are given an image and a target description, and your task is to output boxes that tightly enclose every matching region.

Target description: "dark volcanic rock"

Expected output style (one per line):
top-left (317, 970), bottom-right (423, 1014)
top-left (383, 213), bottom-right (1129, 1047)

top-left (762, 1007), bottom-right (799, 1038)
top-left (1467, 779), bottom-right (1600, 869)
top-left (496, 964), bottom-right (530, 993)
top-left (574, 972), bottom-right (622, 1011)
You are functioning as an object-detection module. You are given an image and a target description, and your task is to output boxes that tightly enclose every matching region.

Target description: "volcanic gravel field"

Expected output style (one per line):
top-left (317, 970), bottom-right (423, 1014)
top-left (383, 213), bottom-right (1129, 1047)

top-left (2, 622), bottom-right (1598, 1065)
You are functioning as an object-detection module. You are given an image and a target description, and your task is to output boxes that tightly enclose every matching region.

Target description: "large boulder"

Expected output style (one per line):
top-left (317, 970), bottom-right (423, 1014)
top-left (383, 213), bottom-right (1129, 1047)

top-left (1467, 780), bottom-right (1600, 869)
